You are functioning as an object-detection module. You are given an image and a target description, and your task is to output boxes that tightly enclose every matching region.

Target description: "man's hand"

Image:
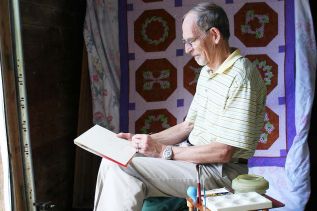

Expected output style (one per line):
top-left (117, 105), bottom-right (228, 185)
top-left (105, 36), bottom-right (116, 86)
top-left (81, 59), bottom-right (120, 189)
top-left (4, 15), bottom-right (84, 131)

top-left (131, 134), bottom-right (165, 157)
top-left (117, 133), bottom-right (133, 141)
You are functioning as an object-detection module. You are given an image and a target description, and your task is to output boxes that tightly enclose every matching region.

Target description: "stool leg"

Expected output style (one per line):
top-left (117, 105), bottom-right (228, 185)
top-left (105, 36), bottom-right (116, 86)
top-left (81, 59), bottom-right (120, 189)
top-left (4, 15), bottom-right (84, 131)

top-left (187, 200), bottom-right (194, 211)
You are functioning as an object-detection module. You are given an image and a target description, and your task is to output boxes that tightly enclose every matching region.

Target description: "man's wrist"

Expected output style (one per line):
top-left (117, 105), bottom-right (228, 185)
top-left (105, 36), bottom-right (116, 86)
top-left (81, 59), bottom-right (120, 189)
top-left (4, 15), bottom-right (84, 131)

top-left (162, 145), bottom-right (173, 160)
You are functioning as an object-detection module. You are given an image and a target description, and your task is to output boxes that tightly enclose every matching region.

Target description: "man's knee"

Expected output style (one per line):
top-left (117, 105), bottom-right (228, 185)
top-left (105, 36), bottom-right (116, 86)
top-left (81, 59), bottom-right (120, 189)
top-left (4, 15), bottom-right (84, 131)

top-left (98, 159), bottom-right (119, 176)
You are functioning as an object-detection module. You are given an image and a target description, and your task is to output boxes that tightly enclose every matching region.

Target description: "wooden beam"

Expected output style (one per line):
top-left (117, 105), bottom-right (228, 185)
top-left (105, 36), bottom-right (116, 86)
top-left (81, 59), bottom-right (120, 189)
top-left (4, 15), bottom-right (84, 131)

top-left (0, 0), bottom-right (28, 210)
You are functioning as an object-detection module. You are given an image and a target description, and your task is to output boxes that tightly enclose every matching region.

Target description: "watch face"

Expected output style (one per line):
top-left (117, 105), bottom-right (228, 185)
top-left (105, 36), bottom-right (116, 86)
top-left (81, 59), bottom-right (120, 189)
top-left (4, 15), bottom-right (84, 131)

top-left (163, 146), bottom-right (172, 159)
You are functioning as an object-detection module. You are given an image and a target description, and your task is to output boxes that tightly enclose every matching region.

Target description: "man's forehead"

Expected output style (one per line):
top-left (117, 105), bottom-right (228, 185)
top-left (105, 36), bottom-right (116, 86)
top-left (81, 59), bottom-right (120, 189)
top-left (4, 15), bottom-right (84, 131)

top-left (182, 13), bottom-right (199, 38)
top-left (183, 12), bottom-right (197, 26)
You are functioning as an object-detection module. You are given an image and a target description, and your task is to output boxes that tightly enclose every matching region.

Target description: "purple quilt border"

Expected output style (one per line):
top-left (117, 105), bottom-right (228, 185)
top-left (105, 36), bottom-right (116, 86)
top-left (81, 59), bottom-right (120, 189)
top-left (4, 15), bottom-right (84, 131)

top-left (285, 0), bottom-right (296, 154)
top-left (249, 0), bottom-right (295, 167)
top-left (119, 0), bottom-right (129, 132)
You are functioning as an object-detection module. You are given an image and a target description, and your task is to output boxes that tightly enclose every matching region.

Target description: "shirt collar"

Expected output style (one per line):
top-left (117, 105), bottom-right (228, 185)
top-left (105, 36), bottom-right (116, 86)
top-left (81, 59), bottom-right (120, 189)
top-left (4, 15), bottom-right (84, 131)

top-left (206, 48), bottom-right (242, 77)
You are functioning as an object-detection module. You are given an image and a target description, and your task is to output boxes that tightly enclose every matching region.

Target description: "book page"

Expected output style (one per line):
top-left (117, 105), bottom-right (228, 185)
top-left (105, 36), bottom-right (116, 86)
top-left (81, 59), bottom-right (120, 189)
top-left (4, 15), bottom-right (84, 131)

top-left (74, 125), bottom-right (136, 167)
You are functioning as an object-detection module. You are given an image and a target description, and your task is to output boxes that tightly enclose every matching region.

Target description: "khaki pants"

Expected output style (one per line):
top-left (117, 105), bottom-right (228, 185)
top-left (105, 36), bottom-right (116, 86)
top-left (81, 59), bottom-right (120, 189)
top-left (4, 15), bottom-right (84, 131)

top-left (93, 156), bottom-right (247, 211)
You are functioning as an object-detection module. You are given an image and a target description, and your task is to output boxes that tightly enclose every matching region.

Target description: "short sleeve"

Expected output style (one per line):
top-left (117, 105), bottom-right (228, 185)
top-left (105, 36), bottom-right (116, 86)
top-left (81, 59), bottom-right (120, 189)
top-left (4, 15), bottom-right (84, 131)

top-left (213, 75), bottom-right (266, 152)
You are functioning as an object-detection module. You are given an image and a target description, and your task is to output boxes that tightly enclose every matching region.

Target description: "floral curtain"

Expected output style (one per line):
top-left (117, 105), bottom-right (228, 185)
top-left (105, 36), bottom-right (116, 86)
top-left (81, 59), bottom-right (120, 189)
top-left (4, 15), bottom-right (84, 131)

top-left (73, 0), bottom-right (120, 208)
top-left (84, 0), bottom-right (120, 132)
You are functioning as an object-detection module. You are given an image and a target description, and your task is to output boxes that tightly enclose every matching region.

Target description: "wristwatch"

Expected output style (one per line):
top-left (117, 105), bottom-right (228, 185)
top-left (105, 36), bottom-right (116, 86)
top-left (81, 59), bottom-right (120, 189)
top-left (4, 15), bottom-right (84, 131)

top-left (162, 145), bottom-right (173, 160)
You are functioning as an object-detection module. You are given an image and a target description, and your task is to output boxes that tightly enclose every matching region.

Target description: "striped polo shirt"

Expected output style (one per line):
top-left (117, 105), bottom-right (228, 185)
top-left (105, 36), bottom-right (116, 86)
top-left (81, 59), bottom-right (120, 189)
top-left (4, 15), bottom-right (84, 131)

top-left (185, 49), bottom-right (266, 159)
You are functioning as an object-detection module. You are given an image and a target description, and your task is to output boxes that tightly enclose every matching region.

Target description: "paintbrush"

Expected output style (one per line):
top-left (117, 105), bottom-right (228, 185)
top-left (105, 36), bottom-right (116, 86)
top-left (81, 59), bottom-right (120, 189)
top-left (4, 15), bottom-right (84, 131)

top-left (196, 164), bottom-right (202, 205)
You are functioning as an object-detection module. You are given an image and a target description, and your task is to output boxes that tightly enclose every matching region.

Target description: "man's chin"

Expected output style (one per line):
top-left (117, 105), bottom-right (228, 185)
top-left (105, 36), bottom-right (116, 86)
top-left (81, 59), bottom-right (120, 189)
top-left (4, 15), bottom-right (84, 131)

top-left (194, 57), bottom-right (206, 66)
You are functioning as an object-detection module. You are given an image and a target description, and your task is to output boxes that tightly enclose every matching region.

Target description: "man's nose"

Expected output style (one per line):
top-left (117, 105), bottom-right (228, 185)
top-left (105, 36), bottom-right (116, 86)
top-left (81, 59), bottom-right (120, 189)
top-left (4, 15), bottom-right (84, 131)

top-left (184, 43), bottom-right (193, 54)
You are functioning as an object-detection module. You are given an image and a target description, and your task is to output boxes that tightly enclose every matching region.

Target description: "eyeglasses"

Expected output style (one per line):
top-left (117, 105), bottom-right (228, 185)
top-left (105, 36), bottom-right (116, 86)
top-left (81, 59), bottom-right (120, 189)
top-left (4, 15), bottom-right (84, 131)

top-left (182, 37), bottom-right (200, 48)
top-left (182, 29), bottom-right (210, 48)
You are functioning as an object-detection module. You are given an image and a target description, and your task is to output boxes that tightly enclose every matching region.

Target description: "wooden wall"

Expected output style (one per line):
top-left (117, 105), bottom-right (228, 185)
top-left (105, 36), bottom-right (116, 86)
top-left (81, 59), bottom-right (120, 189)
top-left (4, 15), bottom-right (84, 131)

top-left (1, 0), bottom-right (28, 209)
top-left (20, 0), bottom-right (86, 210)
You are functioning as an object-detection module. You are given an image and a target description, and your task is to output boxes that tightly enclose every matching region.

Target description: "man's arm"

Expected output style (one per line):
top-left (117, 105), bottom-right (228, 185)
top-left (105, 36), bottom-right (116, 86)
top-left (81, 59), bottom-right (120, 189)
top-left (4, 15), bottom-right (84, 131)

top-left (117, 121), bottom-right (193, 144)
top-left (150, 121), bottom-right (235, 163)
top-left (168, 142), bottom-right (235, 164)
top-left (150, 121), bottom-right (194, 145)
top-left (133, 134), bottom-right (235, 164)
top-left (129, 121), bottom-right (234, 163)
top-left (118, 121), bottom-right (194, 157)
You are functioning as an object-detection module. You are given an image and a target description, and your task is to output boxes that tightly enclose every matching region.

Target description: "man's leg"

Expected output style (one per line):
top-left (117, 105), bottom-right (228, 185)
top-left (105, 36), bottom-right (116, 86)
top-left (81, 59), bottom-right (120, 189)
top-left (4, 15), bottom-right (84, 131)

top-left (94, 159), bottom-right (146, 211)
top-left (123, 158), bottom-right (248, 199)
top-left (93, 157), bottom-right (199, 211)
top-left (93, 157), bottom-right (247, 211)
top-left (122, 157), bottom-right (199, 198)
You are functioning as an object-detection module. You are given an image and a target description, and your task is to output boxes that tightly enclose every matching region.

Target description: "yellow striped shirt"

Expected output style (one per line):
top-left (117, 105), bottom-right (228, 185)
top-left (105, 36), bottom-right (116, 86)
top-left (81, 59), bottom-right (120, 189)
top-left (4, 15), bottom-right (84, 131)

top-left (185, 49), bottom-right (266, 159)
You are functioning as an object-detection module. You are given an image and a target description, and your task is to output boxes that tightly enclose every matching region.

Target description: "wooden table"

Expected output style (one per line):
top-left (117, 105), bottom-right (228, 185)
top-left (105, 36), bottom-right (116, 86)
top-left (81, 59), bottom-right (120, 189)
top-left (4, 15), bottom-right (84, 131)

top-left (186, 194), bottom-right (284, 211)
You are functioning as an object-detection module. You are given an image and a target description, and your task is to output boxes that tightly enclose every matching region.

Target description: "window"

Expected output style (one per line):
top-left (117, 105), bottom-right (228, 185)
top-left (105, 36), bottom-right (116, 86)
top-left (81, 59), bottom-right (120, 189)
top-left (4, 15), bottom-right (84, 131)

top-left (0, 58), bottom-right (11, 211)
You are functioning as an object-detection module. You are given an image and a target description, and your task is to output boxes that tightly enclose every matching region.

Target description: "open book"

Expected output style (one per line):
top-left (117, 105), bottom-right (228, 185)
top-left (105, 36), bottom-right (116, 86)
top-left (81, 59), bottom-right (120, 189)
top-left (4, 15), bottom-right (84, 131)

top-left (74, 124), bottom-right (136, 167)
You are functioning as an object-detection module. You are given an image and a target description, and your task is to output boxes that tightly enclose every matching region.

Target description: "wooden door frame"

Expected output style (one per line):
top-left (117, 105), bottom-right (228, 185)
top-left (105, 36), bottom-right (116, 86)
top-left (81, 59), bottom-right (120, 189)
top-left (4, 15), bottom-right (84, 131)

top-left (0, 0), bottom-right (28, 210)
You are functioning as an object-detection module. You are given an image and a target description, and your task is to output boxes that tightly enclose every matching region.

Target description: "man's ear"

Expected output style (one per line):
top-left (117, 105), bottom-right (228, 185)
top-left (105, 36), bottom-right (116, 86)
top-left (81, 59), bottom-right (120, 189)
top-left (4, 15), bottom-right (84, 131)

top-left (209, 27), bottom-right (221, 44)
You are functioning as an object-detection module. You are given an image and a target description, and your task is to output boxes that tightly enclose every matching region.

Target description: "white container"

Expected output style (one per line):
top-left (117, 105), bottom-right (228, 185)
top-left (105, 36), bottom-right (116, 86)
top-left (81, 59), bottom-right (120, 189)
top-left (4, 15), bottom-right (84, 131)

top-left (232, 174), bottom-right (269, 194)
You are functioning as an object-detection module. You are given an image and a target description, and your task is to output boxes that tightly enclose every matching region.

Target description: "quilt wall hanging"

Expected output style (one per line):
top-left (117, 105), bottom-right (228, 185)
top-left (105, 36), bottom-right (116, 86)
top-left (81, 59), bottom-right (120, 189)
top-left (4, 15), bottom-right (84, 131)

top-left (119, 0), bottom-right (295, 167)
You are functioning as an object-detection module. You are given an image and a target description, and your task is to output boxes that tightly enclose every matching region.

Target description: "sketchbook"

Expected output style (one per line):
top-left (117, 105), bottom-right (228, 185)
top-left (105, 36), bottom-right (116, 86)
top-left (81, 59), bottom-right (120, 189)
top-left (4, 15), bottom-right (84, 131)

top-left (74, 124), bottom-right (136, 167)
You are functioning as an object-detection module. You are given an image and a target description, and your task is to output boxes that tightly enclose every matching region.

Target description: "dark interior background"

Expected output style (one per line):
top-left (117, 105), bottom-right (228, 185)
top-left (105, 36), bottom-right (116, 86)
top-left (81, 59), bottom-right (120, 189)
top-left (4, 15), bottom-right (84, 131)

top-left (306, 1), bottom-right (317, 210)
top-left (17, 0), bottom-right (317, 210)
top-left (20, 0), bottom-right (86, 210)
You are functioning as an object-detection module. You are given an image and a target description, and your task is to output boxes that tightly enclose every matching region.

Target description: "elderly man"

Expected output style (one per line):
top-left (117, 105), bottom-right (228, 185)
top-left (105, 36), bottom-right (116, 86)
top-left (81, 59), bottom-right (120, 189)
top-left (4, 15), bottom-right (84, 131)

top-left (93, 2), bottom-right (266, 210)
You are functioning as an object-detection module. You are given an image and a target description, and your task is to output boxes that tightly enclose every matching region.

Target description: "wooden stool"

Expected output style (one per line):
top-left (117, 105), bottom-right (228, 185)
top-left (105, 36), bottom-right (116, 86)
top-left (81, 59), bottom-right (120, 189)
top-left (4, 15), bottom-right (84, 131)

top-left (186, 198), bottom-right (209, 211)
